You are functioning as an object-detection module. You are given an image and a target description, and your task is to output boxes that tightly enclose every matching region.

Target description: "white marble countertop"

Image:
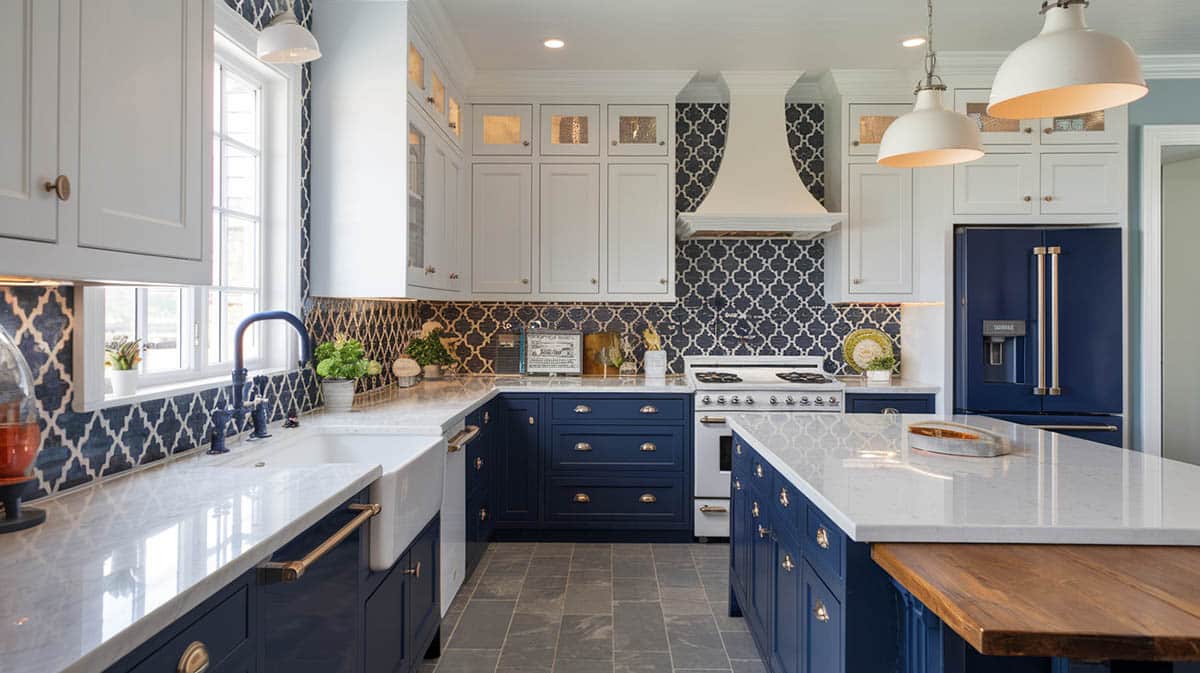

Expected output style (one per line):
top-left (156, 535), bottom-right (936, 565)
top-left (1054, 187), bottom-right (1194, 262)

top-left (727, 413), bottom-right (1200, 546)
top-left (838, 376), bottom-right (941, 394)
top-left (0, 434), bottom-right (380, 673)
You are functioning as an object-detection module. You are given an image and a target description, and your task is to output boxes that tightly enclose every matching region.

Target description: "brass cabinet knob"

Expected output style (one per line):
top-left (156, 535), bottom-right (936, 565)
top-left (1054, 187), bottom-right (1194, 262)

top-left (734, 479), bottom-right (742, 491)
top-left (658, 140), bottom-right (666, 146)
top-left (574, 493), bottom-right (591, 503)
top-left (751, 502), bottom-right (760, 518)
top-left (44, 175), bottom-right (70, 202)
top-left (640, 405), bottom-right (658, 414)
top-left (779, 488), bottom-right (790, 508)
top-left (659, 278), bottom-right (668, 285)
top-left (1024, 127), bottom-right (1033, 134)
top-left (1023, 195), bottom-right (1032, 202)
top-left (639, 493), bottom-right (657, 504)
top-left (177, 641), bottom-right (209, 673)
top-left (483, 411), bottom-right (491, 424)
top-left (612, 140), bottom-right (619, 146)
top-left (781, 554), bottom-right (795, 573)
top-left (1043, 195), bottom-right (1054, 202)
top-left (426, 96), bottom-right (435, 104)
top-left (448, 272), bottom-right (460, 280)
top-left (425, 265), bottom-right (436, 274)
top-left (816, 526), bottom-right (830, 550)
top-left (755, 464), bottom-right (764, 479)
top-left (474, 456), bottom-right (484, 470)
top-left (574, 405), bottom-right (592, 414)
top-left (522, 140), bottom-right (531, 146)
top-left (1044, 127), bottom-right (1053, 135)
top-left (528, 416), bottom-right (535, 425)
top-left (640, 442), bottom-right (656, 452)
top-left (851, 140), bottom-right (861, 146)
top-left (574, 442), bottom-right (593, 452)
top-left (521, 278), bottom-right (530, 285)
top-left (757, 524), bottom-right (770, 539)
top-left (814, 599), bottom-right (831, 623)
top-left (735, 443), bottom-right (743, 456)
top-left (591, 278), bottom-right (598, 285)
top-left (479, 507), bottom-right (488, 521)
top-left (404, 561), bottom-right (422, 577)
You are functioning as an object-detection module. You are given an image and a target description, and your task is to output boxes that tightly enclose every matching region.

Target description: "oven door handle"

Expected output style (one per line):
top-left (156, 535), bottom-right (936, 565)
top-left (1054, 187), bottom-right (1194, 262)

top-left (699, 416), bottom-right (727, 425)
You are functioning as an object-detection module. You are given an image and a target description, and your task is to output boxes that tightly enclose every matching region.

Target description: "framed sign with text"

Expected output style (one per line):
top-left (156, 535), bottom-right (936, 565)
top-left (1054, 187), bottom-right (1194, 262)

top-left (525, 330), bottom-right (583, 376)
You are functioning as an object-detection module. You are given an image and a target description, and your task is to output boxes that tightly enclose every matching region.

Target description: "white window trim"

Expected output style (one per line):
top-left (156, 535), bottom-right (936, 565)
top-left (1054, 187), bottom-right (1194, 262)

top-left (72, 0), bottom-right (303, 413)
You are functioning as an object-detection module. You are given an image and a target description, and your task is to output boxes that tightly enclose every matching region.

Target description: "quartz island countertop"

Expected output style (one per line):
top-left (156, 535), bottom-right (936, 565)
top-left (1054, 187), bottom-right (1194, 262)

top-left (726, 412), bottom-right (1200, 545)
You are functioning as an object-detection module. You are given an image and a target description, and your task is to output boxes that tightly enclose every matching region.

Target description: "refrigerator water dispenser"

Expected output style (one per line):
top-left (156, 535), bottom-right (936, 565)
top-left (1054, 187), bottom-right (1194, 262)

top-left (982, 320), bottom-right (1025, 384)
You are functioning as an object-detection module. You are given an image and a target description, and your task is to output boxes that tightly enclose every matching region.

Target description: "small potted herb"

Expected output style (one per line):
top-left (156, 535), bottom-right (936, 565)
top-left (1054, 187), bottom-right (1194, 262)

top-left (105, 337), bottom-right (142, 397)
top-left (404, 331), bottom-right (455, 380)
top-left (865, 355), bottom-right (896, 384)
top-left (314, 336), bottom-right (382, 412)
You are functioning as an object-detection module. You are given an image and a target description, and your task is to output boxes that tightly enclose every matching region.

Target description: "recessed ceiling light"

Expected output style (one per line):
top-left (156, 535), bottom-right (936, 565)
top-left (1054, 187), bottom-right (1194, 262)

top-left (544, 38), bottom-right (565, 49)
top-left (901, 36), bottom-right (927, 48)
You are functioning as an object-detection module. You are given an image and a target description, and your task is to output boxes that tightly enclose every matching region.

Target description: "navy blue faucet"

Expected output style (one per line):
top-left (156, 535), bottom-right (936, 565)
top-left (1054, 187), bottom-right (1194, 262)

top-left (209, 311), bottom-right (312, 454)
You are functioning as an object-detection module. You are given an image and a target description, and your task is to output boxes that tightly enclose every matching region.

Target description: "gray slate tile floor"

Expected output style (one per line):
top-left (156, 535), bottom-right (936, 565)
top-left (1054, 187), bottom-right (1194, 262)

top-left (422, 542), bottom-right (766, 673)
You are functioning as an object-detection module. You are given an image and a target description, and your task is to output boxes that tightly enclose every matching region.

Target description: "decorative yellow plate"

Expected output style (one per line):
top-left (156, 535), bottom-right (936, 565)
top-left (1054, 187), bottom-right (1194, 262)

top-left (843, 329), bottom-right (894, 373)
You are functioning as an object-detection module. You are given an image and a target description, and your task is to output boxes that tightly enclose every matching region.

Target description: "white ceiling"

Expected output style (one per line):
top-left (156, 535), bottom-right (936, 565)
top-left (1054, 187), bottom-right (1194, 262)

top-left (436, 0), bottom-right (1200, 75)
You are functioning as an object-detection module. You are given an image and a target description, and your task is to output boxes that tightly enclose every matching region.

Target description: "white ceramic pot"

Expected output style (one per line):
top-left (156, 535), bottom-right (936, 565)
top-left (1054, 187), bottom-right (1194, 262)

top-left (109, 369), bottom-right (139, 397)
top-left (322, 379), bottom-right (356, 413)
top-left (423, 364), bottom-right (443, 380)
top-left (866, 370), bottom-right (892, 384)
top-left (644, 350), bottom-right (668, 380)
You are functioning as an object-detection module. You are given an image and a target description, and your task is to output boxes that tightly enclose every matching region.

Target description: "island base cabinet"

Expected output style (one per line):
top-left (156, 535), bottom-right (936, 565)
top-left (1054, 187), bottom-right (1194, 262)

top-left (364, 516), bottom-right (441, 673)
top-left (802, 562), bottom-right (843, 673)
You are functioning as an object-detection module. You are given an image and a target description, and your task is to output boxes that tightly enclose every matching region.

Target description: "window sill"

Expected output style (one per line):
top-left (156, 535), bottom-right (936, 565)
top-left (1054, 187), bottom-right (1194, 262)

top-left (83, 367), bottom-right (293, 412)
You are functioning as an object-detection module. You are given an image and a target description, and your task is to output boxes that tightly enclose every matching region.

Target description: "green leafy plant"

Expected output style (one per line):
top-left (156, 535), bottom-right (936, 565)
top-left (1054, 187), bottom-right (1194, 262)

top-left (104, 337), bottom-right (142, 371)
top-left (865, 355), bottom-right (896, 371)
top-left (314, 336), bottom-right (382, 380)
top-left (404, 331), bottom-right (456, 367)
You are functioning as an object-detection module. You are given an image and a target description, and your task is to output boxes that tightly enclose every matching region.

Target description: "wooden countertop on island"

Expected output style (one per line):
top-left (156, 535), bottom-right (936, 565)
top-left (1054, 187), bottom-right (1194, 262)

top-left (872, 543), bottom-right (1200, 662)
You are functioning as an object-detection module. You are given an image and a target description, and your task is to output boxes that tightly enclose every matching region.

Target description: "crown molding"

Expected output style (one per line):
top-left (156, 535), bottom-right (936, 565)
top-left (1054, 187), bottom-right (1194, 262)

top-left (409, 0), bottom-right (476, 90)
top-left (823, 69), bottom-right (915, 101)
top-left (935, 51), bottom-right (1200, 82)
top-left (467, 70), bottom-right (696, 100)
top-left (678, 73), bottom-right (825, 103)
top-left (719, 70), bottom-right (805, 95)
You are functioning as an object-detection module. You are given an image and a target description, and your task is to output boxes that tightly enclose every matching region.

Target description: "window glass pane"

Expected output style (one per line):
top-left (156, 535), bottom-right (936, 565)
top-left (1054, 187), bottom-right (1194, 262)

top-left (222, 142), bottom-right (259, 215)
top-left (143, 288), bottom-right (183, 373)
top-left (408, 43), bottom-right (424, 91)
top-left (224, 214), bottom-right (257, 288)
top-left (213, 65), bottom-right (223, 136)
top-left (222, 69), bottom-right (259, 148)
top-left (222, 292), bottom-right (258, 363)
top-left (965, 103), bottom-right (1019, 133)
top-left (432, 72), bottom-right (445, 114)
top-left (482, 115), bottom-right (521, 145)
top-left (104, 288), bottom-right (136, 344)
top-left (551, 115), bottom-right (589, 145)
top-left (207, 290), bottom-right (220, 365)
top-left (212, 211), bottom-right (222, 283)
top-left (858, 115), bottom-right (898, 145)
top-left (619, 116), bottom-right (658, 144)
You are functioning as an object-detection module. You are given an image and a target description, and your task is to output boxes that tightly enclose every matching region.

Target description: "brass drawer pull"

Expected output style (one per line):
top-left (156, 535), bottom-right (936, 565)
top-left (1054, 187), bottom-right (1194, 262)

top-left (639, 405), bottom-right (658, 414)
top-left (479, 507), bottom-right (488, 521)
top-left (474, 457), bottom-right (484, 470)
top-left (639, 493), bottom-right (657, 504)
top-left (404, 561), bottom-right (422, 577)
top-left (699, 504), bottom-right (728, 513)
top-left (448, 425), bottom-right (480, 452)
top-left (574, 493), bottom-right (591, 504)
top-left (816, 526), bottom-right (830, 550)
top-left (814, 599), bottom-right (831, 623)
top-left (779, 488), bottom-right (790, 507)
top-left (755, 464), bottom-right (764, 478)
top-left (574, 404), bottom-right (592, 414)
top-left (529, 416), bottom-right (536, 425)
top-left (260, 503), bottom-right (381, 583)
top-left (734, 479), bottom-right (742, 492)
top-left (575, 442), bottom-right (593, 452)
top-left (751, 502), bottom-right (760, 518)
top-left (882, 408), bottom-right (899, 416)
top-left (177, 641), bottom-right (209, 673)
top-left (781, 554), bottom-right (795, 573)
top-left (735, 442), bottom-right (743, 455)
top-left (640, 442), bottom-right (657, 452)
top-left (757, 524), bottom-right (771, 539)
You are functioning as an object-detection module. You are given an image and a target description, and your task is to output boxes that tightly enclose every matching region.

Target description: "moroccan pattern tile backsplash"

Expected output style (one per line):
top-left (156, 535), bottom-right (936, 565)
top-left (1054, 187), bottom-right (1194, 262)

top-left (422, 103), bottom-right (899, 375)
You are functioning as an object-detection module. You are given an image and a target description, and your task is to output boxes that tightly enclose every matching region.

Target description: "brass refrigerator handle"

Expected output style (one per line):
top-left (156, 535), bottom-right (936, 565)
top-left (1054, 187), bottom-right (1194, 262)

top-left (260, 503), bottom-right (381, 583)
top-left (1048, 246), bottom-right (1062, 396)
top-left (1033, 246), bottom-right (1048, 396)
top-left (447, 425), bottom-right (481, 452)
top-left (1032, 424), bottom-right (1119, 432)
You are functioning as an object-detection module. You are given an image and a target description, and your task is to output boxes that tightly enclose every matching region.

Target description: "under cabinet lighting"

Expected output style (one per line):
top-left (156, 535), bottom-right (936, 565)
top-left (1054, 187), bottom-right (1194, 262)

top-left (901, 37), bottom-right (927, 48)
top-left (543, 38), bottom-right (565, 49)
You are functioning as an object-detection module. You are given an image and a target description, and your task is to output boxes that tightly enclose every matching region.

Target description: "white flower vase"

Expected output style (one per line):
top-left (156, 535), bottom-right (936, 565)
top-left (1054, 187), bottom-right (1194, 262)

top-left (322, 379), bottom-right (356, 413)
top-left (109, 369), bottom-right (139, 397)
top-left (866, 370), bottom-right (892, 384)
top-left (644, 350), bottom-right (668, 380)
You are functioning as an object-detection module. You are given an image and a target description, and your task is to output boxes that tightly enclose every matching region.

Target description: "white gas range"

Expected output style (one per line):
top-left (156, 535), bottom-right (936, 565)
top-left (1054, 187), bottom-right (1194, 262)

top-left (686, 355), bottom-right (845, 540)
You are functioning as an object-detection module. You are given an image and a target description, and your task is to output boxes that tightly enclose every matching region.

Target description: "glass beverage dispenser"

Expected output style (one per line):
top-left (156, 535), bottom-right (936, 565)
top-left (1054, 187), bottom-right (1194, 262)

top-left (0, 324), bottom-right (45, 533)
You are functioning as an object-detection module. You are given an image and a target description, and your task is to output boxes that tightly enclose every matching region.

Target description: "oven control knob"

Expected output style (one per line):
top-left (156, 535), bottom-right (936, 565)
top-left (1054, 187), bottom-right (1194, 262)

top-left (702, 395), bottom-right (711, 405)
top-left (717, 396), bottom-right (726, 405)
top-left (814, 397), bottom-right (825, 406)
top-left (745, 396), bottom-right (754, 406)
top-left (798, 396), bottom-right (809, 406)
top-left (785, 396), bottom-right (796, 406)
top-left (730, 395), bottom-right (740, 405)
top-left (827, 396), bottom-right (839, 406)
top-left (769, 396), bottom-right (779, 406)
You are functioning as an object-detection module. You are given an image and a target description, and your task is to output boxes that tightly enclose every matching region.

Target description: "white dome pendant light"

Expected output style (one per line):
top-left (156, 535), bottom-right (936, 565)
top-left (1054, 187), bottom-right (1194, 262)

top-left (988, 0), bottom-right (1147, 120)
top-left (257, 0), bottom-right (321, 64)
top-left (878, 0), bottom-right (984, 168)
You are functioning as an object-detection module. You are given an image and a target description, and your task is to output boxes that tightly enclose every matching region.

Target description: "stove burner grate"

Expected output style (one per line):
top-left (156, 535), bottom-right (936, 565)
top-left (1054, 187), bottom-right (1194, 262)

top-left (776, 371), bottom-right (833, 384)
top-left (695, 372), bottom-right (743, 384)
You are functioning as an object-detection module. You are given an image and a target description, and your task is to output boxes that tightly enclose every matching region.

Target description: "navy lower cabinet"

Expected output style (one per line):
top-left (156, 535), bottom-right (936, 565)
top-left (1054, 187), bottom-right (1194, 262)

top-left (465, 399), bottom-right (498, 577)
top-left (496, 395), bottom-right (542, 523)
top-left (844, 393), bottom-right (936, 414)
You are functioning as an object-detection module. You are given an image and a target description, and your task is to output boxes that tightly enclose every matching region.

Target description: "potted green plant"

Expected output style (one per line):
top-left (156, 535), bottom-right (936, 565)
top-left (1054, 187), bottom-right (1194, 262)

top-left (314, 336), bottom-right (382, 412)
top-left (865, 355), bottom-right (896, 384)
top-left (105, 337), bottom-right (142, 397)
top-left (404, 331), bottom-right (455, 380)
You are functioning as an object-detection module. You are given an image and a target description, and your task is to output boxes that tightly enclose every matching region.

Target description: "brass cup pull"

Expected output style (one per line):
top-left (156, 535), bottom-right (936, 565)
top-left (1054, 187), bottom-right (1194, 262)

top-left (781, 554), bottom-right (795, 573)
top-left (755, 464), bottom-right (764, 479)
top-left (574, 442), bottom-right (593, 452)
top-left (640, 442), bottom-right (657, 452)
top-left (474, 457), bottom-right (484, 470)
top-left (574, 404), bottom-right (592, 414)
top-left (816, 526), bottom-right (830, 550)
top-left (779, 488), bottom-right (790, 508)
top-left (757, 524), bottom-right (770, 539)
top-left (44, 175), bottom-right (70, 201)
top-left (639, 493), bottom-right (657, 504)
top-left (574, 493), bottom-right (591, 504)
top-left (751, 502), bottom-right (760, 518)
top-left (177, 641), bottom-right (210, 673)
top-left (404, 561), bottom-right (422, 577)
top-left (479, 508), bottom-right (488, 521)
top-left (814, 599), bottom-right (831, 623)
top-left (639, 405), bottom-right (658, 414)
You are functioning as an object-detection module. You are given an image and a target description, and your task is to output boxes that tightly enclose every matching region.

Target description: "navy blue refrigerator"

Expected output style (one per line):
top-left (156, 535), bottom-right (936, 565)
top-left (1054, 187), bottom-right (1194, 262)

top-left (954, 227), bottom-right (1124, 447)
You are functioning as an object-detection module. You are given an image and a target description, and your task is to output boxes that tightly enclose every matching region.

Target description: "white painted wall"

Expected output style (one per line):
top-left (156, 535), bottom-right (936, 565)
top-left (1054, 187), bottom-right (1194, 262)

top-left (1162, 155), bottom-right (1200, 464)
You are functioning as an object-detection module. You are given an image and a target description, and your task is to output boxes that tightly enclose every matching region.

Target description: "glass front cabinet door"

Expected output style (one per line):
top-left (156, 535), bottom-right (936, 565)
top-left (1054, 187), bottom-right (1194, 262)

top-left (607, 105), bottom-right (670, 156)
top-left (473, 104), bottom-right (533, 156)
top-left (954, 89), bottom-right (1036, 145)
top-left (1039, 110), bottom-right (1121, 144)
top-left (407, 41), bottom-right (427, 103)
top-left (847, 104), bottom-right (911, 156)
top-left (407, 122), bottom-right (429, 284)
top-left (540, 105), bottom-right (600, 156)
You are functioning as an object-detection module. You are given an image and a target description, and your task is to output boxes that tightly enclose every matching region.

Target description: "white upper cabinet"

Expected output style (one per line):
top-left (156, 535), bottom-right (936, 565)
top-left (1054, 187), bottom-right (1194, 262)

top-left (443, 150), bottom-right (465, 291)
top-left (607, 105), bottom-right (670, 156)
top-left (848, 104), bottom-right (911, 156)
top-left (954, 154), bottom-right (1037, 215)
top-left (472, 163), bottom-right (533, 294)
top-left (847, 164), bottom-right (913, 295)
top-left (608, 164), bottom-right (672, 296)
top-left (0, 0), bottom-right (59, 245)
top-left (540, 105), bottom-right (600, 156)
top-left (1040, 153), bottom-right (1121, 216)
top-left (474, 104), bottom-right (533, 156)
top-left (954, 89), bottom-right (1035, 146)
top-left (539, 164), bottom-right (600, 294)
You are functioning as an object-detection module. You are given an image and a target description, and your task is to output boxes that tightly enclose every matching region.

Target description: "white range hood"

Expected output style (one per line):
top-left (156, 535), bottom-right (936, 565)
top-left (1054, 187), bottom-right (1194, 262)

top-left (677, 71), bottom-right (843, 240)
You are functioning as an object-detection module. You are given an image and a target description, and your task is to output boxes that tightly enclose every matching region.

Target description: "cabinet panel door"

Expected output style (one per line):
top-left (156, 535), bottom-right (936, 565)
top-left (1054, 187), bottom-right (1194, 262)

top-left (473, 104), bottom-right (533, 155)
top-left (406, 520), bottom-right (440, 658)
top-left (953, 154), bottom-right (1037, 215)
top-left (608, 164), bottom-right (672, 295)
top-left (443, 149), bottom-right (465, 291)
top-left (848, 104), bottom-right (911, 156)
top-left (541, 104), bottom-right (600, 156)
top-left (472, 163), bottom-right (533, 293)
top-left (953, 89), bottom-right (1035, 145)
top-left (1039, 153), bottom-right (1120, 216)
top-left (607, 105), bottom-right (670, 156)
top-left (847, 164), bottom-right (913, 295)
top-left (0, 0), bottom-right (58, 244)
top-left (75, 0), bottom-right (207, 260)
top-left (364, 561), bottom-right (409, 673)
top-left (802, 563), bottom-right (844, 673)
top-left (750, 496), bottom-right (774, 631)
top-left (772, 533), bottom-right (802, 673)
top-left (497, 397), bottom-right (541, 523)
top-left (731, 475), bottom-right (751, 600)
top-left (407, 37), bottom-right (429, 104)
top-left (411, 123), bottom-right (445, 290)
top-left (539, 163), bottom-right (600, 294)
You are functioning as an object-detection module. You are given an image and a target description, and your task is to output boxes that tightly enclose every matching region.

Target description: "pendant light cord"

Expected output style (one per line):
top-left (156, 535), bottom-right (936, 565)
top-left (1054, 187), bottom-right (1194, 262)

top-left (918, 0), bottom-right (946, 93)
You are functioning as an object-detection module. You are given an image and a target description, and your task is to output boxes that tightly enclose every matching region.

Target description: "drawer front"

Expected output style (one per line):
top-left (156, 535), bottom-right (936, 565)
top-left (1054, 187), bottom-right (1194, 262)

top-left (546, 476), bottom-right (686, 523)
top-left (803, 504), bottom-right (846, 589)
top-left (845, 393), bottom-right (935, 414)
top-left (771, 471), bottom-right (802, 533)
top-left (802, 561), bottom-right (844, 673)
top-left (126, 582), bottom-right (251, 673)
top-left (551, 396), bottom-right (686, 421)
top-left (549, 424), bottom-right (684, 472)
